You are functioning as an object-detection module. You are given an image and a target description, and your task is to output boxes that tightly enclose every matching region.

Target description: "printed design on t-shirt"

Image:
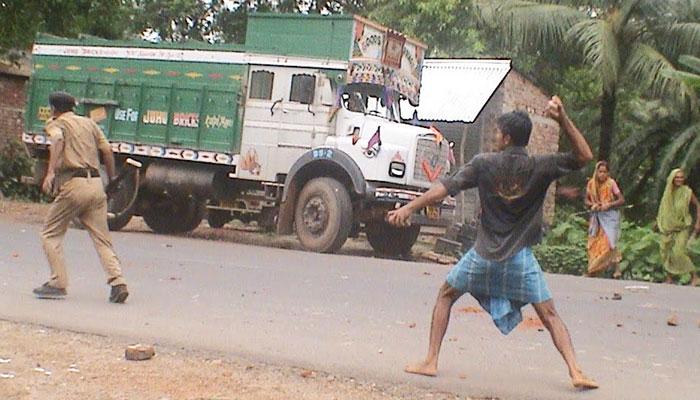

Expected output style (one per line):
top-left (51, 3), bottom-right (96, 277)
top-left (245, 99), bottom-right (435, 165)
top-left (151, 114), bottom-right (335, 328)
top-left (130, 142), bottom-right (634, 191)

top-left (493, 162), bottom-right (531, 202)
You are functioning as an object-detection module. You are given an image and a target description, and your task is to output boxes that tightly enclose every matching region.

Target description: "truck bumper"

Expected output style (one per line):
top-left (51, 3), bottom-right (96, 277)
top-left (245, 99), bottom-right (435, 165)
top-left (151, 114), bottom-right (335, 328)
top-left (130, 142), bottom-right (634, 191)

top-left (365, 183), bottom-right (457, 227)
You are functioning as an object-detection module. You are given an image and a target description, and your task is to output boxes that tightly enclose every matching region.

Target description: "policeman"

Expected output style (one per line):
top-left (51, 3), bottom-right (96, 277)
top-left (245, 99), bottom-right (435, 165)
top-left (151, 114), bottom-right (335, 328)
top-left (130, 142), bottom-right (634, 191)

top-left (33, 91), bottom-right (129, 303)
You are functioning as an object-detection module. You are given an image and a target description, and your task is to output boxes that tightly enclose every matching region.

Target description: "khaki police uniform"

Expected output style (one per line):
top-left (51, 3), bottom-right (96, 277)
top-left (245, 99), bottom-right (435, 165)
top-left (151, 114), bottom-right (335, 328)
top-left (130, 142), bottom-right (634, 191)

top-left (42, 112), bottom-right (126, 289)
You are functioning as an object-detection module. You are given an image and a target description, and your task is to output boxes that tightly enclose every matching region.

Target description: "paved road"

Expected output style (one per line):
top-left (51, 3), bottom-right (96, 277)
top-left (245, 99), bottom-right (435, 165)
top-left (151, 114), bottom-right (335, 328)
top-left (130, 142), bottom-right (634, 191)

top-left (1, 219), bottom-right (699, 400)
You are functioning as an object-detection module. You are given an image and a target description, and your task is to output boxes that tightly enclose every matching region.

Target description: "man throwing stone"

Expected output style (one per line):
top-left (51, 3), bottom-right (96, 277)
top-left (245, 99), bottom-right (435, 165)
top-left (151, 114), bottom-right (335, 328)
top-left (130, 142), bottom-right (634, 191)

top-left (387, 96), bottom-right (598, 389)
top-left (33, 91), bottom-right (129, 303)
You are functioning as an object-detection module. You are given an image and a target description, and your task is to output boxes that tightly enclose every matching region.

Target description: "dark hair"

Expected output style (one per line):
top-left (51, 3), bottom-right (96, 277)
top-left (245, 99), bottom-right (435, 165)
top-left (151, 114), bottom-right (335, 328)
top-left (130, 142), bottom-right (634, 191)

top-left (497, 110), bottom-right (532, 146)
top-left (48, 91), bottom-right (76, 113)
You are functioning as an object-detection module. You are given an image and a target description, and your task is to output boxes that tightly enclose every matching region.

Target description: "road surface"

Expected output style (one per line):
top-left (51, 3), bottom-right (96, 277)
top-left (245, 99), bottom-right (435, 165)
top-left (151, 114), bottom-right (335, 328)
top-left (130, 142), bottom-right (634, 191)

top-left (1, 219), bottom-right (698, 400)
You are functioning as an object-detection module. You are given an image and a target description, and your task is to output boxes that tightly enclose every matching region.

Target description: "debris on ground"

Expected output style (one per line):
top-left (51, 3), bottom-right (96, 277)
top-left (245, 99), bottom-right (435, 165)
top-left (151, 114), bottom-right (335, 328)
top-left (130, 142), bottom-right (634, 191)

top-left (300, 369), bottom-right (314, 378)
top-left (612, 293), bottom-right (622, 300)
top-left (624, 285), bottom-right (650, 292)
top-left (667, 315), bottom-right (679, 327)
top-left (420, 251), bottom-right (458, 265)
top-left (125, 344), bottom-right (156, 361)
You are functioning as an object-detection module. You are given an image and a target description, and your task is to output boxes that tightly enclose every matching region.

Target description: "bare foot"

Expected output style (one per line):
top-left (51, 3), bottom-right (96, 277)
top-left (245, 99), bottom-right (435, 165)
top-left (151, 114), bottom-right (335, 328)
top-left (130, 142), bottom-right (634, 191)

top-left (571, 372), bottom-right (599, 390)
top-left (404, 361), bottom-right (438, 377)
top-left (612, 270), bottom-right (622, 279)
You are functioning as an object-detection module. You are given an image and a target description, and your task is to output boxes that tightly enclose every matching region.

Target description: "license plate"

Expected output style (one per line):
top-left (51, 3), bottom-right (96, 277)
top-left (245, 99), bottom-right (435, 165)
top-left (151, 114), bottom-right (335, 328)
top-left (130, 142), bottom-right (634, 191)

top-left (426, 206), bottom-right (440, 220)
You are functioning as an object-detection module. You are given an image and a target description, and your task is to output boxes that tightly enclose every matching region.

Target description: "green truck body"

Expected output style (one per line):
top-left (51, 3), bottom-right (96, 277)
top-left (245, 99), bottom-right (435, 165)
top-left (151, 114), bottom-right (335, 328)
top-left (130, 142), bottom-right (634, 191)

top-left (28, 54), bottom-right (246, 154)
top-left (25, 13), bottom-right (358, 156)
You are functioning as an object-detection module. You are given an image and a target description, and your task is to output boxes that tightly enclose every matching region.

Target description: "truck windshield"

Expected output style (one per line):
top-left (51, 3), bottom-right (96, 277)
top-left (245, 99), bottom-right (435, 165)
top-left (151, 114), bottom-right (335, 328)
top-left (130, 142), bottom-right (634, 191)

top-left (341, 83), bottom-right (401, 122)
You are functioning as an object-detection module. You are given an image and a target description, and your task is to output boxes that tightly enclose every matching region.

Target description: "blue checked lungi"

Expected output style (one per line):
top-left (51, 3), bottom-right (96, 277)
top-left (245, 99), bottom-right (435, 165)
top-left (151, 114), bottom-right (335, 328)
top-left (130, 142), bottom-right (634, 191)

top-left (446, 247), bottom-right (551, 335)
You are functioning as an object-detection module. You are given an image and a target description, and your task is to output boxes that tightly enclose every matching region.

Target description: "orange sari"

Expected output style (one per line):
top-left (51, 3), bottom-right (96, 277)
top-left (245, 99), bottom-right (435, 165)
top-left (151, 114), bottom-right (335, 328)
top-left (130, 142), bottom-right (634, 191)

top-left (586, 176), bottom-right (622, 275)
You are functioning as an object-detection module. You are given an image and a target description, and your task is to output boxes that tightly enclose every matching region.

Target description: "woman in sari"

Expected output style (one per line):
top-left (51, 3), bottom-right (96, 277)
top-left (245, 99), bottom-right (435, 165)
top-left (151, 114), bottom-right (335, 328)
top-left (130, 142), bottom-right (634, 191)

top-left (657, 169), bottom-right (700, 286)
top-left (585, 161), bottom-right (625, 278)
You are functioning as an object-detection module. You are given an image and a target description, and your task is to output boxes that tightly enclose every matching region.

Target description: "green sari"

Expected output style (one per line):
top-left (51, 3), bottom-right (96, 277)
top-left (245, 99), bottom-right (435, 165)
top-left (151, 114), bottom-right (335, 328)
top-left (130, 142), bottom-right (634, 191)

top-left (656, 169), bottom-right (695, 275)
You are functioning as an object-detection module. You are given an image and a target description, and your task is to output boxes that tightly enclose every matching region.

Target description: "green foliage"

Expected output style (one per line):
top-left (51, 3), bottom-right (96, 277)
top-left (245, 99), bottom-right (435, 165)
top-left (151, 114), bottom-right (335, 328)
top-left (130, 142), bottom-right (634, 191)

top-left (478, 0), bottom-right (698, 162)
top-left (533, 245), bottom-right (587, 275)
top-left (534, 213), bottom-right (587, 276)
top-left (535, 211), bottom-right (697, 283)
top-left (688, 235), bottom-right (700, 267)
top-left (129, 1), bottom-right (364, 43)
top-left (366, 0), bottom-right (486, 57)
top-left (615, 222), bottom-right (666, 282)
top-left (1, 0), bottom-right (132, 62)
top-left (0, 138), bottom-right (44, 201)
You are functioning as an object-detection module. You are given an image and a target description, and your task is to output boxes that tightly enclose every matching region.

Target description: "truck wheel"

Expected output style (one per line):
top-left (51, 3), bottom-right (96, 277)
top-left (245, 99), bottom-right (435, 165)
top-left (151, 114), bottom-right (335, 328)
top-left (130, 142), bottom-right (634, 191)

top-left (294, 177), bottom-right (352, 253)
top-left (207, 209), bottom-right (232, 228)
top-left (106, 171), bottom-right (137, 231)
top-left (365, 221), bottom-right (420, 257)
top-left (142, 194), bottom-right (204, 234)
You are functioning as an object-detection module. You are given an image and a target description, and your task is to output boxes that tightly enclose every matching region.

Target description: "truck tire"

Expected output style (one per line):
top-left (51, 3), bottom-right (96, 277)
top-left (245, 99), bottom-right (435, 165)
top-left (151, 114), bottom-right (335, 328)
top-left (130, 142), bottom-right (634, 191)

top-left (365, 221), bottom-right (420, 257)
top-left (207, 209), bottom-right (232, 228)
top-left (294, 177), bottom-right (352, 253)
top-left (142, 194), bottom-right (204, 234)
top-left (106, 171), bottom-right (137, 231)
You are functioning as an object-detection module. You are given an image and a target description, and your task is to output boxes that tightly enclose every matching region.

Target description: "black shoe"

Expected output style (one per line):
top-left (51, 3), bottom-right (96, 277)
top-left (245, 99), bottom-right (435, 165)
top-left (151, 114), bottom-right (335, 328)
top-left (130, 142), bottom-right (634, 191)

top-left (109, 284), bottom-right (129, 303)
top-left (33, 282), bottom-right (67, 299)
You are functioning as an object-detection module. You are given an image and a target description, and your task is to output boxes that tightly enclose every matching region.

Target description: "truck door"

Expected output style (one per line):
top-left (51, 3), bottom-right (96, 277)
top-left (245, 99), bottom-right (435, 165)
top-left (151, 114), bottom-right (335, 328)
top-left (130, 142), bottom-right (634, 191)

top-left (240, 67), bottom-right (334, 181)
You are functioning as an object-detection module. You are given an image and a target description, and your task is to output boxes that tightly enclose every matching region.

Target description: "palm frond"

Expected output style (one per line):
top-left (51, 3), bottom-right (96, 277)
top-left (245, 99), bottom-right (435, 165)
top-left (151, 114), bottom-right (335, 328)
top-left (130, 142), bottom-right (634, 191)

top-left (678, 128), bottom-right (700, 172)
top-left (625, 43), bottom-right (697, 110)
top-left (482, 1), bottom-right (585, 50)
top-left (666, 70), bottom-right (700, 90)
top-left (664, 23), bottom-right (700, 58)
top-left (569, 19), bottom-right (620, 92)
top-left (653, 123), bottom-right (700, 196)
top-left (679, 54), bottom-right (700, 71)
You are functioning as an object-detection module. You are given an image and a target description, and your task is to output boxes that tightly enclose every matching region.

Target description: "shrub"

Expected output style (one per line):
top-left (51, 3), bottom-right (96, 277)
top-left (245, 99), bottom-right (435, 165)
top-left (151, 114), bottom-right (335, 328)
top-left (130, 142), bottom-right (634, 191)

top-left (0, 137), bottom-right (43, 201)
top-left (536, 212), bottom-right (695, 283)
top-left (534, 213), bottom-right (588, 276)
top-left (533, 244), bottom-right (587, 275)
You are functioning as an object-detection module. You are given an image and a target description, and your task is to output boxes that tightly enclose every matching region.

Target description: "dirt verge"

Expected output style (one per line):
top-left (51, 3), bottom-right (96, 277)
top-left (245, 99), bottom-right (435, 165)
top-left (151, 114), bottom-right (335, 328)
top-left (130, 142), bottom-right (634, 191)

top-left (0, 320), bottom-right (474, 400)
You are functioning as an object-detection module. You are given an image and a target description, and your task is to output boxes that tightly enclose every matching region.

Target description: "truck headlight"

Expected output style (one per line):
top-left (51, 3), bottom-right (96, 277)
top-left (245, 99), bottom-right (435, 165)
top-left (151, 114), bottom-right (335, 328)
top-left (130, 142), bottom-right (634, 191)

top-left (389, 161), bottom-right (405, 178)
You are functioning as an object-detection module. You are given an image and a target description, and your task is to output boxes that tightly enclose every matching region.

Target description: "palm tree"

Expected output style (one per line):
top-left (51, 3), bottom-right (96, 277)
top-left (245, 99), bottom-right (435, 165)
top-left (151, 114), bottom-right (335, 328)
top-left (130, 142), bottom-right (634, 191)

top-left (478, 0), bottom-right (699, 161)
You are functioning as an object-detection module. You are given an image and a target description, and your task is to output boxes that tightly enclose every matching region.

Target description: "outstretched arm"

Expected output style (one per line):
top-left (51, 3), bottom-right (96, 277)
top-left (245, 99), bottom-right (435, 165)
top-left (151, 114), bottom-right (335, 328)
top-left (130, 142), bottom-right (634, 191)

top-left (386, 183), bottom-right (449, 228)
top-left (545, 96), bottom-right (594, 167)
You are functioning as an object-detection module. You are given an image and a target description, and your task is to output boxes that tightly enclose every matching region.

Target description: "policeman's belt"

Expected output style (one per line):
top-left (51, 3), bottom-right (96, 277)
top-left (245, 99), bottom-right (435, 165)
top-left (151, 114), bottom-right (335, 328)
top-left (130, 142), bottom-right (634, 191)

top-left (67, 168), bottom-right (100, 178)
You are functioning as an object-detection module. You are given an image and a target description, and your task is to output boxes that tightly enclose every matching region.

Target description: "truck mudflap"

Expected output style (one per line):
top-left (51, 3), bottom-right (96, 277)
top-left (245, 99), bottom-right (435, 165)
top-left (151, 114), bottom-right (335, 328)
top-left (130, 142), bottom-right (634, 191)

top-left (277, 147), bottom-right (366, 235)
top-left (366, 183), bottom-right (457, 227)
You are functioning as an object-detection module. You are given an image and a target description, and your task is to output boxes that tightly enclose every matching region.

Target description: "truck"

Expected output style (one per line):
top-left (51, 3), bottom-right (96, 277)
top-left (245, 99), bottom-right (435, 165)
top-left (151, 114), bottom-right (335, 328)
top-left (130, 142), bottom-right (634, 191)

top-left (23, 13), bottom-right (455, 255)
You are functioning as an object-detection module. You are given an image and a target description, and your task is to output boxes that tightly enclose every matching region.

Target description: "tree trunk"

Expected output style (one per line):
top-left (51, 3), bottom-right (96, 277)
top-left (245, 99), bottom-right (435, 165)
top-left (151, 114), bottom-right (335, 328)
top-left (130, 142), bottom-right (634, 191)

top-left (599, 88), bottom-right (616, 161)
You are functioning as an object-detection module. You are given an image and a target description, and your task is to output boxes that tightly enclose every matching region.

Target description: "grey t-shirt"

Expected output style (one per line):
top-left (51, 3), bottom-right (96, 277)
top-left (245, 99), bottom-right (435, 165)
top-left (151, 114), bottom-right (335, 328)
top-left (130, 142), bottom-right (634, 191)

top-left (440, 146), bottom-right (581, 261)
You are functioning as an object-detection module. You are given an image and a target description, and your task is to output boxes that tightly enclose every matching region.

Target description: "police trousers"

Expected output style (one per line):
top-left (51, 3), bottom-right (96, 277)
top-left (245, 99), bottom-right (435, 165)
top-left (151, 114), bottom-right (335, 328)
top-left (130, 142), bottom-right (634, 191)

top-left (41, 176), bottom-right (126, 289)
